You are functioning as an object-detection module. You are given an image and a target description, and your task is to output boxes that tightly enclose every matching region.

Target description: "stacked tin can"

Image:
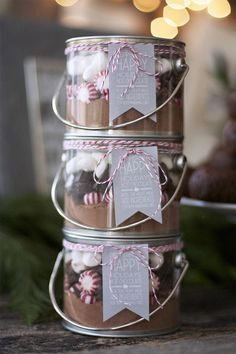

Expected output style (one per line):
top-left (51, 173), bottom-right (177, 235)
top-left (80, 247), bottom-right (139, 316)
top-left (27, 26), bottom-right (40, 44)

top-left (49, 36), bottom-right (189, 337)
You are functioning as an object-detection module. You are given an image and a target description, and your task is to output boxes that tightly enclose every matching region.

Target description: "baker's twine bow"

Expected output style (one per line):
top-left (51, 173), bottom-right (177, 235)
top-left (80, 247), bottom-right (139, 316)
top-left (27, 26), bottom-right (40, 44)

top-left (102, 43), bottom-right (162, 97)
top-left (94, 245), bottom-right (164, 308)
top-left (93, 148), bottom-right (168, 219)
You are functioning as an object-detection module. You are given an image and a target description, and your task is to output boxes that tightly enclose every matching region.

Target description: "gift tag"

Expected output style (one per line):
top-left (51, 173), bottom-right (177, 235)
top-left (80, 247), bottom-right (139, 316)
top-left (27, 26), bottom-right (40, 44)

top-left (108, 43), bottom-right (156, 123)
top-left (111, 146), bottom-right (162, 226)
top-left (102, 244), bottom-right (149, 321)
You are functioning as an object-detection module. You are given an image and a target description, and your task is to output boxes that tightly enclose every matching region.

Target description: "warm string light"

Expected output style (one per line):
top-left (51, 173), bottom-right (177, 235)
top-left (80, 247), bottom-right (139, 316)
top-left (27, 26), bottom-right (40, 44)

top-left (55, 0), bottom-right (78, 6)
top-left (133, 0), bottom-right (161, 13)
top-left (207, 0), bottom-right (231, 18)
top-left (54, 0), bottom-right (232, 39)
top-left (163, 5), bottom-right (190, 26)
top-left (187, 0), bottom-right (208, 11)
top-left (151, 17), bottom-right (178, 39)
top-left (166, 0), bottom-right (190, 9)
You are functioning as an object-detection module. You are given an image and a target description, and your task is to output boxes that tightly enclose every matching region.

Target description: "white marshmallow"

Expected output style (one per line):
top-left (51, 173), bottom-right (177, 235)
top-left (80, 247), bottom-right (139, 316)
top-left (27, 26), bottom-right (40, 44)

top-left (155, 58), bottom-right (172, 75)
top-left (71, 261), bottom-right (87, 274)
top-left (67, 55), bottom-right (94, 76)
top-left (94, 159), bottom-right (108, 179)
top-left (83, 52), bottom-right (107, 81)
top-left (71, 250), bottom-right (83, 263)
top-left (66, 153), bottom-right (87, 174)
top-left (71, 250), bottom-right (86, 273)
top-left (91, 152), bottom-right (104, 162)
top-left (82, 252), bottom-right (102, 267)
top-left (77, 157), bottom-right (97, 172)
top-left (92, 152), bottom-right (109, 178)
top-left (66, 153), bottom-right (97, 174)
top-left (65, 174), bottom-right (74, 189)
top-left (65, 251), bottom-right (72, 263)
top-left (149, 253), bottom-right (164, 269)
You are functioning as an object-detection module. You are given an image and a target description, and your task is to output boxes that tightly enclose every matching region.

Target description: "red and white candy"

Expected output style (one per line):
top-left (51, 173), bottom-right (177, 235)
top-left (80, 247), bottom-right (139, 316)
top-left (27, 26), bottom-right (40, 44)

top-left (80, 291), bottom-right (96, 304)
top-left (83, 192), bottom-right (103, 205)
top-left (77, 82), bottom-right (98, 103)
top-left (104, 188), bottom-right (113, 203)
top-left (82, 252), bottom-right (102, 267)
top-left (102, 88), bottom-right (109, 101)
top-left (78, 270), bottom-right (101, 294)
top-left (94, 70), bottom-right (109, 94)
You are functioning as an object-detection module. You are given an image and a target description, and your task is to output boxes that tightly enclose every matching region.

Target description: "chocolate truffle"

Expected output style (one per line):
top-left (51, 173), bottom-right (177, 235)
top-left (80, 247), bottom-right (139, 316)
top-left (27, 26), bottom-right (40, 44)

top-left (188, 166), bottom-right (236, 203)
top-left (223, 120), bottom-right (236, 155)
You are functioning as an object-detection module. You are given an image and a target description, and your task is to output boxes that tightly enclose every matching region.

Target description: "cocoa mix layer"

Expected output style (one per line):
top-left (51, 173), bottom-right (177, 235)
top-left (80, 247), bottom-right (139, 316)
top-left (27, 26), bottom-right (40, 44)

top-left (64, 292), bottom-right (179, 332)
top-left (64, 194), bottom-right (180, 233)
top-left (66, 99), bottom-right (183, 135)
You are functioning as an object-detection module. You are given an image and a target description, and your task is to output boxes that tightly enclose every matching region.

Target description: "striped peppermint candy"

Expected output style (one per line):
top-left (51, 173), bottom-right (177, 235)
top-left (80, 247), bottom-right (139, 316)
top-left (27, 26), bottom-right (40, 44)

top-left (78, 270), bottom-right (101, 294)
top-left (77, 82), bottom-right (98, 103)
top-left (102, 88), bottom-right (109, 101)
top-left (104, 188), bottom-right (113, 203)
top-left (80, 291), bottom-right (96, 304)
top-left (83, 192), bottom-right (103, 205)
top-left (94, 70), bottom-right (109, 94)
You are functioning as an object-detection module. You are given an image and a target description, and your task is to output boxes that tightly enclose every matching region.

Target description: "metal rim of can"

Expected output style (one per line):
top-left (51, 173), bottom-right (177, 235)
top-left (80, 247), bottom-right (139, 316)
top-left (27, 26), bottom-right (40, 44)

top-left (62, 320), bottom-right (180, 337)
top-left (65, 35), bottom-right (185, 48)
top-left (63, 227), bottom-right (182, 244)
top-left (63, 133), bottom-right (184, 142)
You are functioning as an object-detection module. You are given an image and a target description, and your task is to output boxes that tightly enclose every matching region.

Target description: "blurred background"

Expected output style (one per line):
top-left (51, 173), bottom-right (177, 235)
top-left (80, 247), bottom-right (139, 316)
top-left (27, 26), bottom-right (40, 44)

top-left (0, 0), bottom-right (235, 324)
top-left (0, 0), bottom-right (235, 195)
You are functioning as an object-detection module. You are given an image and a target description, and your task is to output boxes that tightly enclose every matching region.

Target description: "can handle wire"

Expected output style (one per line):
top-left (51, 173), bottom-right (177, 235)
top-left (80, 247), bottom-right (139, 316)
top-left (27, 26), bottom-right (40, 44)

top-left (49, 249), bottom-right (189, 332)
top-left (51, 155), bottom-right (187, 232)
top-left (52, 63), bottom-right (189, 131)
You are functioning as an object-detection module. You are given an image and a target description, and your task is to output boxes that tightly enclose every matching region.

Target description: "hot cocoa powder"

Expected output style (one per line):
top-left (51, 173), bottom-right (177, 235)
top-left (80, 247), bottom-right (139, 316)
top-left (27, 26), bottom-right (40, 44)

top-left (64, 292), bottom-right (179, 332)
top-left (66, 99), bottom-right (183, 135)
top-left (64, 194), bottom-right (180, 233)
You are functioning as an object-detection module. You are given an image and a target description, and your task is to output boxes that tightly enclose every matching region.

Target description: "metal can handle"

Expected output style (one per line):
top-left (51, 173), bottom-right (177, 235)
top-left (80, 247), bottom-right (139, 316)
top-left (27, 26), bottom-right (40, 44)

top-left (51, 156), bottom-right (187, 232)
top-left (49, 249), bottom-right (189, 331)
top-left (52, 63), bottom-right (189, 131)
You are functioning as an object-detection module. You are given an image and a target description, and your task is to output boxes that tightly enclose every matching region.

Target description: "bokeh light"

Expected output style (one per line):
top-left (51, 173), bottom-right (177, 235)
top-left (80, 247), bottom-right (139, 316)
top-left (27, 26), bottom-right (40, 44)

top-left (187, 0), bottom-right (208, 11)
top-left (166, 0), bottom-right (190, 10)
top-left (151, 17), bottom-right (178, 39)
top-left (207, 0), bottom-right (231, 18)
top-left (164, 6), bottom-right (190, 26)
top-left (55, 0), bottom-right (78, 7)
top-left (133, 0), bottom-right (161, 13)
top-left (192, 0), bottom-right (211, 4)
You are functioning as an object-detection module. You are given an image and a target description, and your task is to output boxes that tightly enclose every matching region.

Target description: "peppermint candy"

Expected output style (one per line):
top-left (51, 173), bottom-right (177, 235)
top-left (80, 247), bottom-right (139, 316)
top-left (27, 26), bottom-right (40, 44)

top-left (102, 88), bottom-right (109, 101)
top-left (77, 82), bottom-right (98, 103)
top-left (80, 291), bottom-right (96, 304)
top-left (94, 70), bottom-right (109, 94)
top-left (83, 192), bottom-right (103, 205)
top-left (78, 270), bottom-right (101, 294)
top-left (104, 188), bottom-right (113, 203)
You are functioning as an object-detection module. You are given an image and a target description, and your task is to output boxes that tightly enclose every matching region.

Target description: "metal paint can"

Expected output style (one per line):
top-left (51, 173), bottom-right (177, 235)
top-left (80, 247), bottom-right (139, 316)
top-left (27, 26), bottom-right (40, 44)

top-left (49, 230), bottom-right (188, 337)
top-left (51, 135), bottom-right (187, 234)
top-left (53, 36), bottom-right (188, 137)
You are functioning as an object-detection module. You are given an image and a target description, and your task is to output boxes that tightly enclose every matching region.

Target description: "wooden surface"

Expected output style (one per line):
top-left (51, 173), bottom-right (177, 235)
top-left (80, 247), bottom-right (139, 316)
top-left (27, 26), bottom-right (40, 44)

top-left (0, 288), bottom-right (235, 354)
